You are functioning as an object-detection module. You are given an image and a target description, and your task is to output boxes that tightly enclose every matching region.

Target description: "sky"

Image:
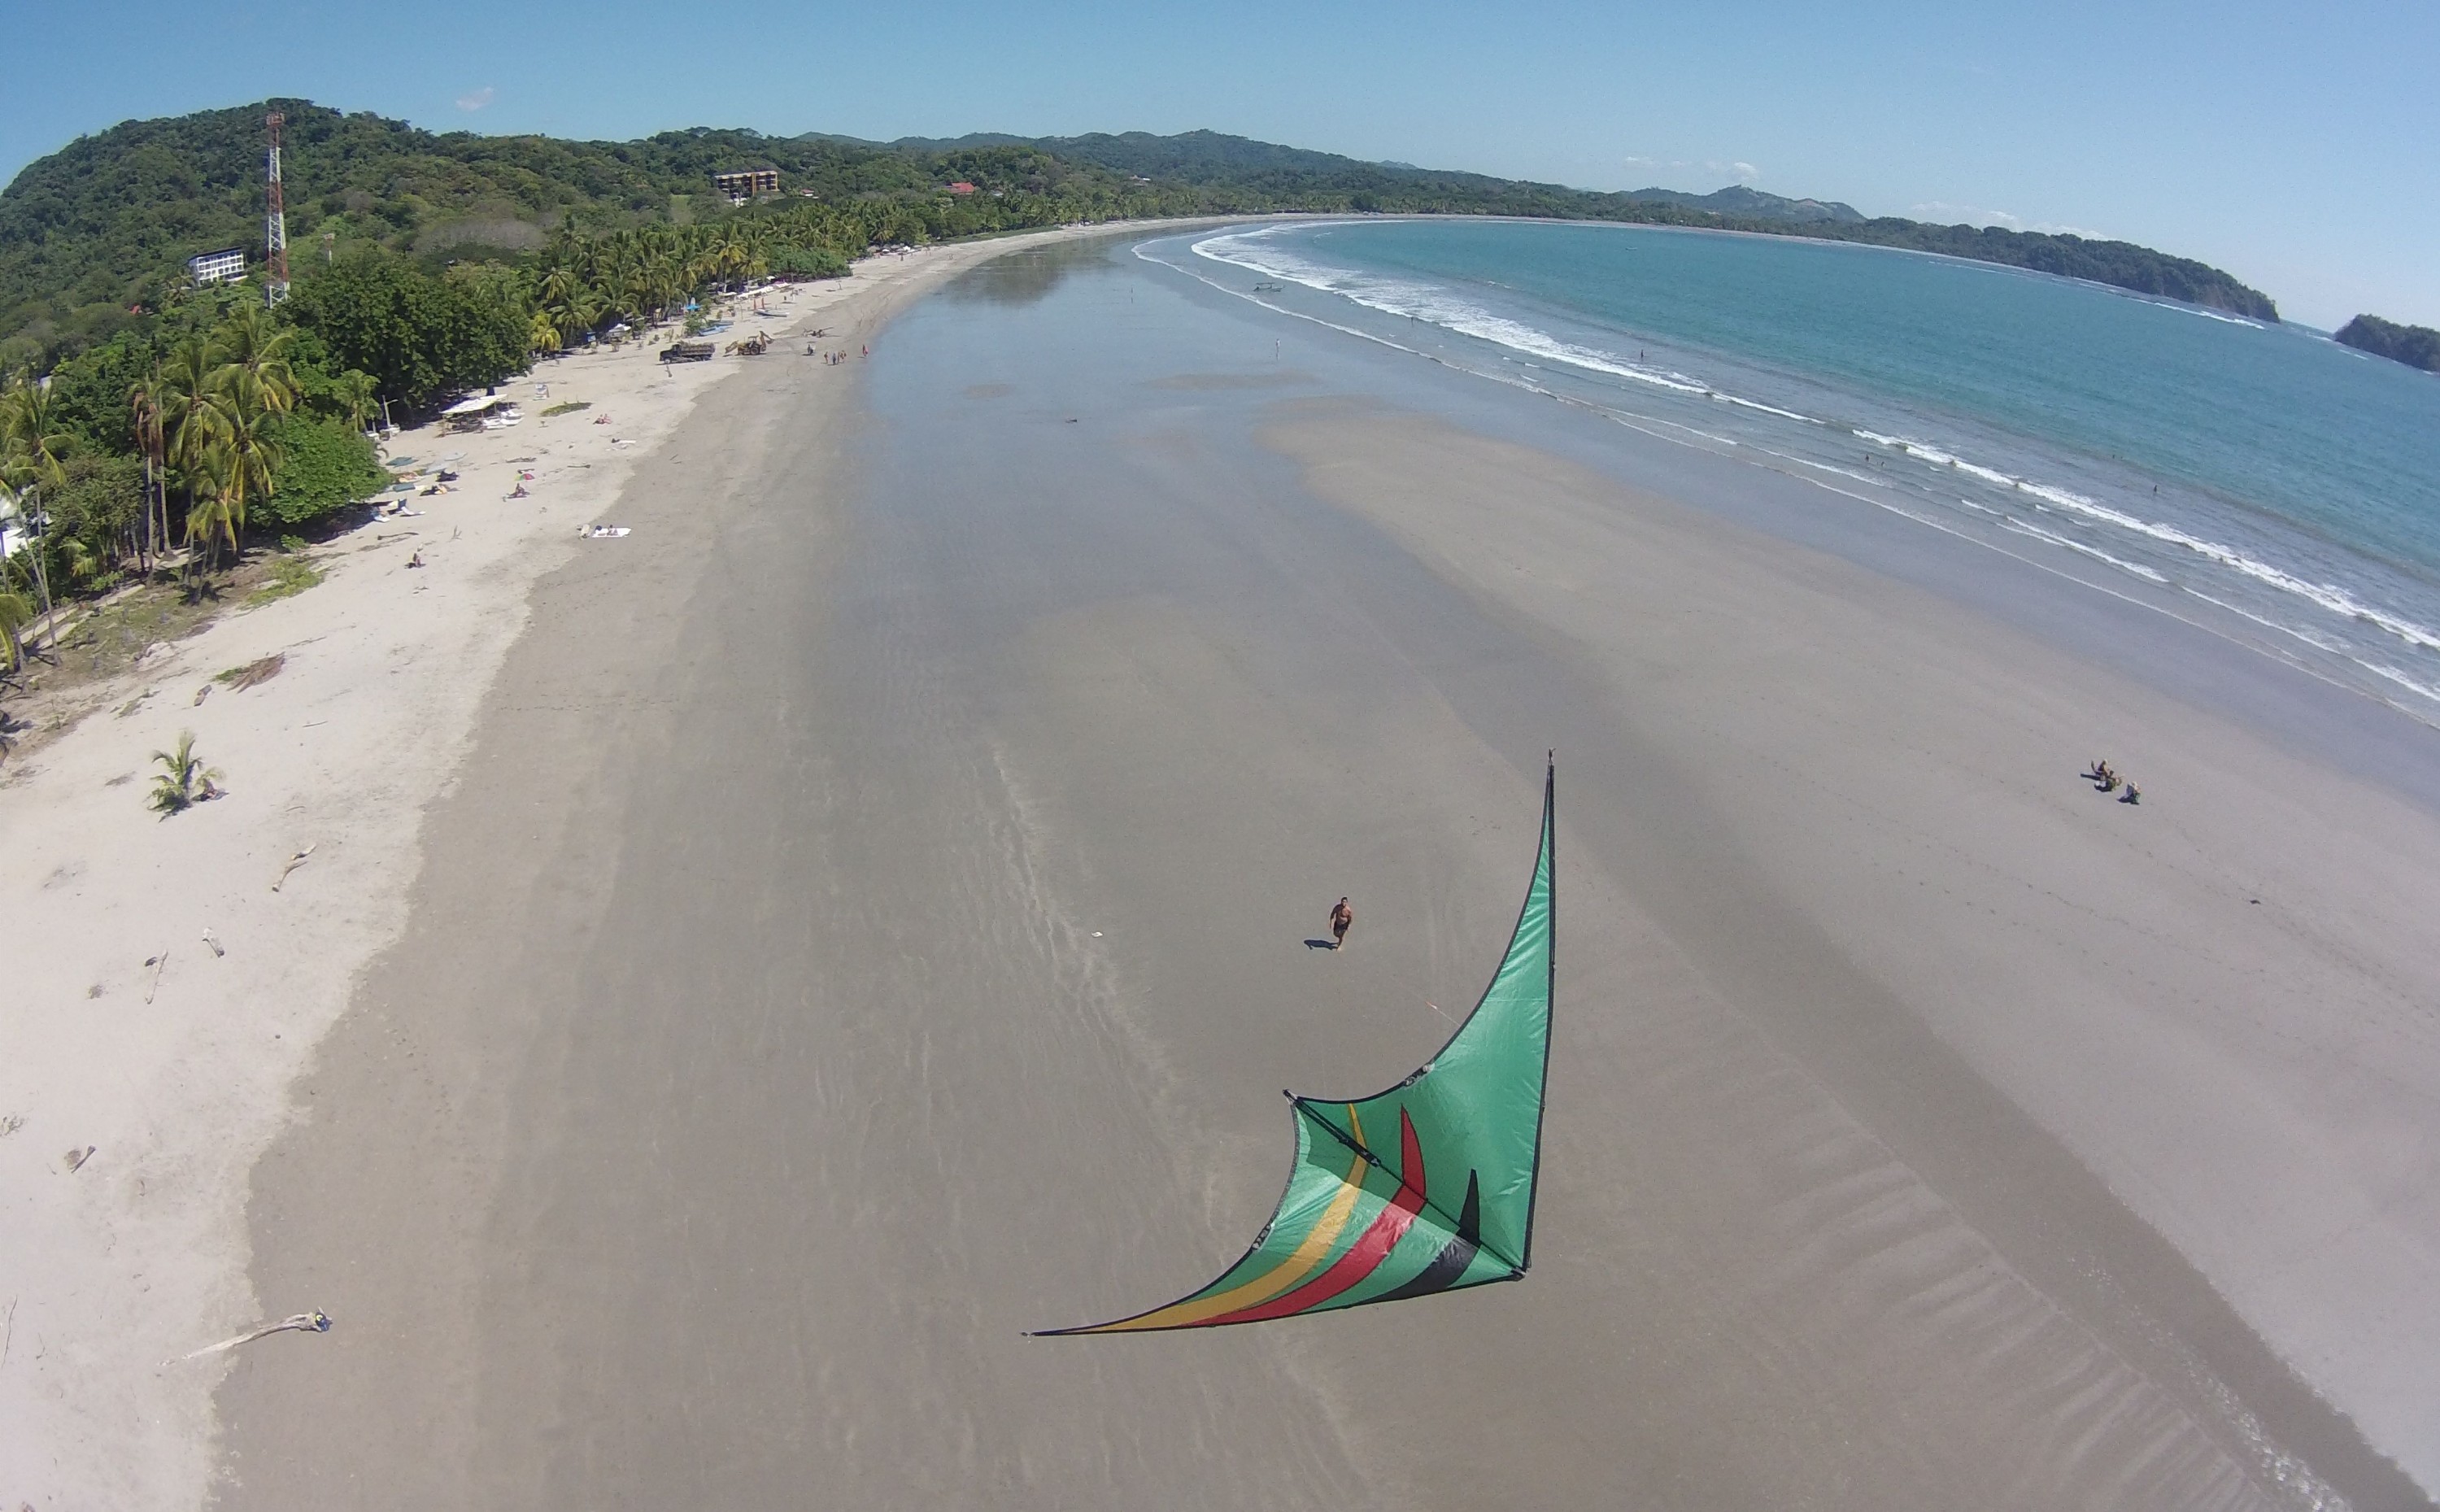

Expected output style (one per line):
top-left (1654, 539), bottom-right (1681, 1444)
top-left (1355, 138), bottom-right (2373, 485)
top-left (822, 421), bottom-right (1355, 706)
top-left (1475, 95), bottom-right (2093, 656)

top-left (5, 0), bottom-right (2434, 329)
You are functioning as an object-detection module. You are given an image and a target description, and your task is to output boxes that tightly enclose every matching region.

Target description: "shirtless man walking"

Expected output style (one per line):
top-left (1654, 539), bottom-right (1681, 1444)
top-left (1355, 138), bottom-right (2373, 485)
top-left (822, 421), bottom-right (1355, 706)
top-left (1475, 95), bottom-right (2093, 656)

top-left (1329, 898), bottom-right (1353, 949)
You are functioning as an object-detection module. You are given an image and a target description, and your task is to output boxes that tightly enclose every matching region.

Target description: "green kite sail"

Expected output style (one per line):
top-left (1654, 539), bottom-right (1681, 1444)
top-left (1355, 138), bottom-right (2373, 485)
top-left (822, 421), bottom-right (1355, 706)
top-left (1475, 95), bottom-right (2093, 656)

top-left (1041, 760), bottom-right (1556, 1335)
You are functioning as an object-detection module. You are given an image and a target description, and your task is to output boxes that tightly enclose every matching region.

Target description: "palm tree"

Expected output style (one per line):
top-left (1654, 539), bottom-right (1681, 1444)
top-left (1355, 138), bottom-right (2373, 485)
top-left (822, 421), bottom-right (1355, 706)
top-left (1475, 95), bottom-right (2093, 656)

top-left (328, 368), bottom-right (377, 434)
top-left (159, 338), bottom-right (218, 478)
top-left (209, 303), bottom-right (301, 414)
top-left (535, 265), bottom-right (599, 346)
top-left (0, 376), bottom-right (72, 490)
top-left (155, 338), bottom-right (220, 584)
top-left (625, 263), bottom-right (664, 326)
top-left (181, 446), bottom-right (237, 584)
top-left (129, 373), bottom-right (171, 573)
top-left (0, 384), bottom-right (72, 647)
top-left (186, 382), bottom-right (283, 575)
top-left (148, 730), bottom-right (222, 813)
top-left (0, 586), bottom-right (32, 675)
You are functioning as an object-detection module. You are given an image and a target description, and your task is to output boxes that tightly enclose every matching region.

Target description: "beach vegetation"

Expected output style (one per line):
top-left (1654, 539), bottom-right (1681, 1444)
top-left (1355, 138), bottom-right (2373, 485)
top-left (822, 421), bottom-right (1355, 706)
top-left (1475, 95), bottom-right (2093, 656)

top-left (0, 588), bottom-right (31, 672)
top-left (283, 251), bottom-right (529, 409)
top-left (260, 414), bottom-right (384, 527)
top-left (146, 728), bottom-right (220, 813)
top-left (769, 246), bottom-right (850, 280)
top-left (11, 453), bottom-right (146, 596)
top-left (180, 379), bottom-right (283, 580)
top-left (244, 556), bottom-right (321, 606)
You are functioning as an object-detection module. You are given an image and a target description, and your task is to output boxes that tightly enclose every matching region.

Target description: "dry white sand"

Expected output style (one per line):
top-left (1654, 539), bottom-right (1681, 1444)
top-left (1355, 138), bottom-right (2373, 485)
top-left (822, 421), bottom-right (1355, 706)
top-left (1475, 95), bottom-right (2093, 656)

top-left (0, 226), bottom-right (1166, 1512)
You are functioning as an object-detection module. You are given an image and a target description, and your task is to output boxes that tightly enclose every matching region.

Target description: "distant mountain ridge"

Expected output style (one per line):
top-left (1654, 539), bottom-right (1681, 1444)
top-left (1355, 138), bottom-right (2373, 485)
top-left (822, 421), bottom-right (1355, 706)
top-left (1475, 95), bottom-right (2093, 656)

top-left (1623, 185), bottom-right (1866, 224)
top-left (847, 131), bottom-right (1866, 224)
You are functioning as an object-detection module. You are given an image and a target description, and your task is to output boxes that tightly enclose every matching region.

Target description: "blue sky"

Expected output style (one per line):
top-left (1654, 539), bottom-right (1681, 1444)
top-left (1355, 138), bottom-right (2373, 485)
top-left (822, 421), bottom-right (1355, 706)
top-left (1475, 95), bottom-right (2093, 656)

top-left (7, 0), bottom-right (2433, 329)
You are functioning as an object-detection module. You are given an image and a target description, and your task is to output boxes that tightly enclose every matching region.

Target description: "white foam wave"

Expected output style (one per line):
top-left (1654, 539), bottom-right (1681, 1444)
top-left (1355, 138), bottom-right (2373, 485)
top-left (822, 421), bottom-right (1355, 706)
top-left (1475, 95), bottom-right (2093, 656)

top-left (1193, 228), bottom-right (1824, 423)
top-left (2160, 303), bottom-right (2267, 329)
top-left (2364, 661), bottom-right (2440, 704)
top-left (1998, 516), bottom-right (2169, 582)
top-left (1854, 430), bottom-right (2440, 654)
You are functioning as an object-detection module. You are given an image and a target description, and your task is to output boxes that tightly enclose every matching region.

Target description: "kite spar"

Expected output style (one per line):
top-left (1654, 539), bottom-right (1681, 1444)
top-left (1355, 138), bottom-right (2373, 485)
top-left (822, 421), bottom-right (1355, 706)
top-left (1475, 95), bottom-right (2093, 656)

top-left (1039, 759), bottom-right (1556, 1335)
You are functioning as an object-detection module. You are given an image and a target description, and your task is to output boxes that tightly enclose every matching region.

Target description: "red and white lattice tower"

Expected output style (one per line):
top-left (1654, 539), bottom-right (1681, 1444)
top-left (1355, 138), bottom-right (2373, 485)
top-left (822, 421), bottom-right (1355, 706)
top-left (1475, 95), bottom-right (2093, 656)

top-left (264, 111), bottom-right (290, 307)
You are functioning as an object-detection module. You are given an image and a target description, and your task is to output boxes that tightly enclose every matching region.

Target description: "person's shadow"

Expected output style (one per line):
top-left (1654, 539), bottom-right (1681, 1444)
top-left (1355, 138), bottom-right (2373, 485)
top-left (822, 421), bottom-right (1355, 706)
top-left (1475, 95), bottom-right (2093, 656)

top-left (1304, 938), bottom-right (1340, 952)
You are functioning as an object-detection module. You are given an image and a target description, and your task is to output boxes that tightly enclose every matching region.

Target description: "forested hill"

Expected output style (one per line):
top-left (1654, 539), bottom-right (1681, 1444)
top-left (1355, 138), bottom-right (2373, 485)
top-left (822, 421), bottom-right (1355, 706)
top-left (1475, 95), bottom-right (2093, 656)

top-left (2, 102), bottom-right (2278, 365)
top-left (0, 102), bottom-right (1189, 364)
top-left (2333, 314), bottom-right (2440, 373)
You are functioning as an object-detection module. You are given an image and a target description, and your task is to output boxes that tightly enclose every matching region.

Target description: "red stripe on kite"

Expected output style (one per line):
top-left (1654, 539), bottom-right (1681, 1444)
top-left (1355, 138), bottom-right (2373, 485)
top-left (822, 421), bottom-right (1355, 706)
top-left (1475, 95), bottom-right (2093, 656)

top-left (1202, 1109), bottom-right (1428, 1324)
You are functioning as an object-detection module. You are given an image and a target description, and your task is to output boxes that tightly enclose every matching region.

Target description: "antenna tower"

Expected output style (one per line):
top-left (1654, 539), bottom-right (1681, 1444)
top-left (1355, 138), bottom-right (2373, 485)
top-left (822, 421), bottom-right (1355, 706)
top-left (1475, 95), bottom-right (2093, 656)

top-left (264, 111), bottom-right (290, 307)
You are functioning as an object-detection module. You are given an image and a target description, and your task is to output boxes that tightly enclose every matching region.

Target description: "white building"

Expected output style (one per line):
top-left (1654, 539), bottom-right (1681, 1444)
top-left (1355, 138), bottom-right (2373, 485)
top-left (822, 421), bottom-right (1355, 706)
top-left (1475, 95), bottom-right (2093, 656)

top-left (187, 248), bottom-right (247, 285)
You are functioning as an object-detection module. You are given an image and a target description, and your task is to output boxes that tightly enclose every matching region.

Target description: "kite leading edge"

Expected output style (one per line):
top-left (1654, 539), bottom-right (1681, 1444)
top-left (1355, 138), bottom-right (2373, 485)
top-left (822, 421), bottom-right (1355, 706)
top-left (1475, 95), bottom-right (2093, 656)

top-left (1038, 758), bottom-right (1556, 1335)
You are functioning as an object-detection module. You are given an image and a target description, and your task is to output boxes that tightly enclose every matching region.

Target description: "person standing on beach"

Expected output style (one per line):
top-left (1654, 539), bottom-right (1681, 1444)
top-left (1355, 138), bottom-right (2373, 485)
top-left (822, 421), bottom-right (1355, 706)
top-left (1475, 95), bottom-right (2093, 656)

top-left (1330, 898), bottom-right (1353, 949)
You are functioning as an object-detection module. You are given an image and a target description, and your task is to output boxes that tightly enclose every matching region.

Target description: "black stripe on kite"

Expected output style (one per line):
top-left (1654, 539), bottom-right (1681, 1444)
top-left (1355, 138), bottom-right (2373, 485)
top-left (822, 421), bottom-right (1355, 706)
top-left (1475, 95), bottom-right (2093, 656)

top-left (1370, 1170), bottom-right (1487, 1303)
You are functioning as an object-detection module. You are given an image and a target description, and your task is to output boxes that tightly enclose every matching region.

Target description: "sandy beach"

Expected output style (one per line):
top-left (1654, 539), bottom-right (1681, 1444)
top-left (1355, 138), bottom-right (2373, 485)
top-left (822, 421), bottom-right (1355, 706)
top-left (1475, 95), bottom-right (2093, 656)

top-left (7, 224), bottom-right (2434, 1510)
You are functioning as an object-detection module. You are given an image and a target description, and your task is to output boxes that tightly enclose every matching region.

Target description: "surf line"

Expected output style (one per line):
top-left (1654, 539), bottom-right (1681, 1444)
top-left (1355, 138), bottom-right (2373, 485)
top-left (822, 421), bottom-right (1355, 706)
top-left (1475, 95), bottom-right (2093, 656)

top-left (1134, 233), bottom-right (2440, 730)
top-left (1184, 226), bottom-right (1804, 417)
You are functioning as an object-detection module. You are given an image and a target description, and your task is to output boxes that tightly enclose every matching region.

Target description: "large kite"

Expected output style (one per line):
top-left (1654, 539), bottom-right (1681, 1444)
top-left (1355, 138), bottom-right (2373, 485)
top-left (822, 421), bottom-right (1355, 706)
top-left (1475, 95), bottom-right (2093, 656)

top-left (1040, 760), bottom-right (1556, 1335)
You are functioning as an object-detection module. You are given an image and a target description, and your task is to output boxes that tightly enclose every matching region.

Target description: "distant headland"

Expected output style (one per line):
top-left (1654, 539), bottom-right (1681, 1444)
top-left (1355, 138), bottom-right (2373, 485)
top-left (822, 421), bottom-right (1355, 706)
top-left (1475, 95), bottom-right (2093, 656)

top-left (2333, 313), bottom-right (2440, 373)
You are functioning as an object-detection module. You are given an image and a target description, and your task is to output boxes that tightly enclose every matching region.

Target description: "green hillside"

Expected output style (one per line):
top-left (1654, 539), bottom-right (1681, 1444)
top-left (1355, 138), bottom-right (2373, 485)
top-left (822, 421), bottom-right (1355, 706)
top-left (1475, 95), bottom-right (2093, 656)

top-left (0, 102), bottom-right (1197, 366)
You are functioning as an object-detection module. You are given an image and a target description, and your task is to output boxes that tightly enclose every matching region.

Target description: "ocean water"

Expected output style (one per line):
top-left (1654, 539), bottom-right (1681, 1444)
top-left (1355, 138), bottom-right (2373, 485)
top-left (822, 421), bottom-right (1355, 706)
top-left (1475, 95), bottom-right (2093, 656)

top-left (1148, 220), bottom-right (2440, 726)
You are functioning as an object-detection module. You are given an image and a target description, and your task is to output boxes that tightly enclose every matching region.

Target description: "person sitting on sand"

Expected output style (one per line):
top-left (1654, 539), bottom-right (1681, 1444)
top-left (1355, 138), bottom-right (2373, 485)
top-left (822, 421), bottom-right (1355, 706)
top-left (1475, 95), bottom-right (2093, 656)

top-left (2122, 783), bottom-right (2142, 804)
top-left (1330, 898), bottom-right (1353, 949)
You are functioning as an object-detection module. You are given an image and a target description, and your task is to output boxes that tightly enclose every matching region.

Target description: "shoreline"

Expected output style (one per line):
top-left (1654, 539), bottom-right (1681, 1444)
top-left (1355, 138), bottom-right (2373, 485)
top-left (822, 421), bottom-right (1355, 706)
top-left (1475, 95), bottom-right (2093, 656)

top-left (1162, 223), bottom-right (2440, 743)
top-left (0, 221), bottom-right (1203, 1512)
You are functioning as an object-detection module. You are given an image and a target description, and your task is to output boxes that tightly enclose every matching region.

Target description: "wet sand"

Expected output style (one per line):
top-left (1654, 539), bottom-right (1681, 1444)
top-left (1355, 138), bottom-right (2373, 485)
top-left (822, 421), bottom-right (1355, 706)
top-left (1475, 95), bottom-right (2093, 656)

top-left (216, 236), bottom-right (2438, 1509)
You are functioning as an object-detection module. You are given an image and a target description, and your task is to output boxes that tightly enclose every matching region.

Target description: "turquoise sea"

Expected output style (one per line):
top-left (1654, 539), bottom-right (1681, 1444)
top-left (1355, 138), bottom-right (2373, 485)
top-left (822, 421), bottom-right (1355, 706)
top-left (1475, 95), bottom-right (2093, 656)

top-left (1159, 220), bottom-right (2440, 725)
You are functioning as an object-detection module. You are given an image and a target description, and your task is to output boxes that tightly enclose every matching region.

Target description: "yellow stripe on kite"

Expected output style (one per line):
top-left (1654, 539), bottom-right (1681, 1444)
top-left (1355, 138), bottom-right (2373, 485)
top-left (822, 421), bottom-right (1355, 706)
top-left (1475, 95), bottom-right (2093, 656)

top-left (1078, 1106), bottom-right (1371, 1333)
